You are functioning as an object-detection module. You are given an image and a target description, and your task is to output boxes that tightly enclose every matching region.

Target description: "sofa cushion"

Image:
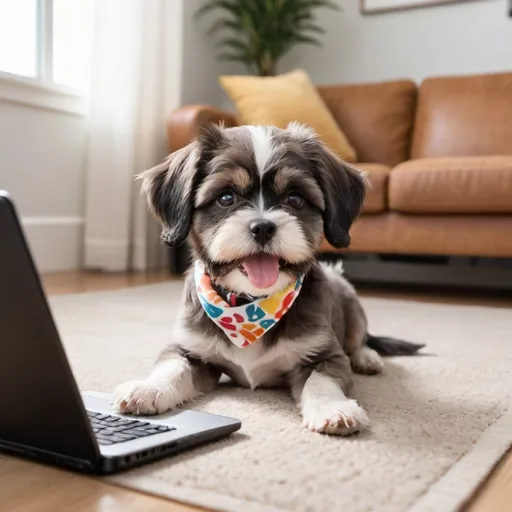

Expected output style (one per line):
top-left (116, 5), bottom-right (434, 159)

top-left (389, 156), bottom-right (512, 214)
top-left (321, 213), bottom-right (512, 257)
top-left (356, 163), bottom-right (390, 213)
top-left (219, 69), bottom-right (357, 162)
top-left (317, 80), bottom-right (417, 167)
top-left (412, 72), bottom-right (512, 158)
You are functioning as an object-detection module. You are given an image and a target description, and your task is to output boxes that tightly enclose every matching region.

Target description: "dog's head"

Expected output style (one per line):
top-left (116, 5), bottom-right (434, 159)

top-left (140, 123), bottom-right (367, 295)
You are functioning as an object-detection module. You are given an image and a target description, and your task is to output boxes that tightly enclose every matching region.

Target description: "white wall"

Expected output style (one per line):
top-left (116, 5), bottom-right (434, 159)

top-left (181, 0), bottom-right (240, 107)
top-left (283, 0), bottom-right (512, 85)
top-left (0, 101), bottom-right (87, 272)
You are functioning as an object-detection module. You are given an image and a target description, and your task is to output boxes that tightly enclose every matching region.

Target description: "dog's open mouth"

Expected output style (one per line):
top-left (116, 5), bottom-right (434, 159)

top-left (238, 253), bottom-right (283, 289)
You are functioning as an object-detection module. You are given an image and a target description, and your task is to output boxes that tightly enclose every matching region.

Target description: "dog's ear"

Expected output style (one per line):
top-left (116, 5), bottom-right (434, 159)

top-left (287, 122), bottom-right (367, 248)
top-left (139, 141), bottom-right (199, 247)
top-left (314, 144), bottom-right (367, 248)
top-left (139, 123), bottom-right (226, 247)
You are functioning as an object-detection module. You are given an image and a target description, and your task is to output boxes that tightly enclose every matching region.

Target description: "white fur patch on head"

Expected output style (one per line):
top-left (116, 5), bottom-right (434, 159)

top-left (246, 125), bottom-right (274, 212)
top-left (246, 125), bottom-right (273, 176)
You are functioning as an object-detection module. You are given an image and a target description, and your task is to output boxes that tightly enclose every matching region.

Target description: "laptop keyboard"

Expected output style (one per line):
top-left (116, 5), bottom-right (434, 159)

top-left (87, 410), bottom-right (175, 446)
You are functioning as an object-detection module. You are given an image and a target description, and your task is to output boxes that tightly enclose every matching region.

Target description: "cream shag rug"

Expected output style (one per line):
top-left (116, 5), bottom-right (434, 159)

top-left (49, 282), bottom-right (512, 512)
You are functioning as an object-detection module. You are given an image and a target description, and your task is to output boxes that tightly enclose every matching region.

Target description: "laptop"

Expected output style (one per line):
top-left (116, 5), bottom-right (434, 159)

top-left (0, 190), bottom-right (241, 474)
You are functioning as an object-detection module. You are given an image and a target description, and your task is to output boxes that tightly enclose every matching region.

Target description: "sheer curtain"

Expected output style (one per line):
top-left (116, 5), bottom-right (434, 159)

top-left (83, 0), bottom-right (183, 271)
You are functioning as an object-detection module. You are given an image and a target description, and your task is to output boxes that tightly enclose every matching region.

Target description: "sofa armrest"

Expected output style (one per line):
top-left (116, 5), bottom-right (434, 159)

top-left (167, 104), bottom-right (238, 152)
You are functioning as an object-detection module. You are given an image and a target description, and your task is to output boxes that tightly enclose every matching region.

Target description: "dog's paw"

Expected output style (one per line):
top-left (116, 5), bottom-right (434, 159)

top-left (113, 379), bottom-right (179, 415)
top-left (302, 399), bottom-right (370, 436)
top-left (350, 346), bottom-right (383, 375)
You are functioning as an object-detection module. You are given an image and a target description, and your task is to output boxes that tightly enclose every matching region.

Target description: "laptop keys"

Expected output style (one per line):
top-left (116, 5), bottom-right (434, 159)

top-left (111, 432), bottom-right (137, 442)
top-left (144, 428), bottom-right (167, 435)
top-left (121, 428), bottom-right (152, 437)
top-left (103, 416), bottom-right (121, 423)
top-left (110, 419), bottom-right (137, 428)
top-left (97, 438), bottom-right (114, 445)
top-left (87, 410), bottom-right (175, 445)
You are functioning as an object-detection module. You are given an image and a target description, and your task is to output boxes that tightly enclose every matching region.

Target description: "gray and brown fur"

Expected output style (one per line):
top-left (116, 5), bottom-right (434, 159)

top-left (117, 123), bottom-right (423, 435)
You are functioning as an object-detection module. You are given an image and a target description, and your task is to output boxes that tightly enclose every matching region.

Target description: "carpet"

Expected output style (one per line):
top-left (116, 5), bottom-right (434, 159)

top-left (49, 282), bottom-right (512, 512)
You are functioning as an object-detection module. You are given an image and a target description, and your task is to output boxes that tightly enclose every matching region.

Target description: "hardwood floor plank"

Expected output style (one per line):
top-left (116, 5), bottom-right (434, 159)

top-left (465, 448), bottom-right (512, 512)
top-left (41, 270), bottom-right (176, 296)
top-left (0, 456), bottom-right (198, 512)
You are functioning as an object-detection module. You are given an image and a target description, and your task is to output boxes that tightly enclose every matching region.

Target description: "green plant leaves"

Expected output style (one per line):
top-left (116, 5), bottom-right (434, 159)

top-left (195, 0), bottom-right (340, 76)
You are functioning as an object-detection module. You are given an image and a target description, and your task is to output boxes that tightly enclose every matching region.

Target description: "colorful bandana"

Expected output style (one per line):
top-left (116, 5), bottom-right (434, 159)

top-left (194, 261), bottom-right (304, 348)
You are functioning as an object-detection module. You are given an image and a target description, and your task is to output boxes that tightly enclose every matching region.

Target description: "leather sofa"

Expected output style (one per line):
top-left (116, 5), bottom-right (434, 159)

top-left (166, 72), bottom-right (512, 287)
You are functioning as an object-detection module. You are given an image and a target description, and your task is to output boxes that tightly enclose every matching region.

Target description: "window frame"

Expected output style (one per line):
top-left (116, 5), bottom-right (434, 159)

top-left (0, 0), bottom-right (88, 116)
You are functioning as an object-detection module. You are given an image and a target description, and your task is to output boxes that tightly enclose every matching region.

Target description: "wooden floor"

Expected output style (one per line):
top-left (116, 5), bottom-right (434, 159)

top-left (2, 270), bottom-right (509, 512)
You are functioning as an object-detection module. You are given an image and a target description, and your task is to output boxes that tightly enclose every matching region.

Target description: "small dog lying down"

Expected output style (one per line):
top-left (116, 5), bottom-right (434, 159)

top-left (114, 123), bottom-right (423, 435)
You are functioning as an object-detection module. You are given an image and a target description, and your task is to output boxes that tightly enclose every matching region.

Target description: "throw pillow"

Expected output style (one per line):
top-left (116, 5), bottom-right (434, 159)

top-left (219, 69), bottom-right (357, 162)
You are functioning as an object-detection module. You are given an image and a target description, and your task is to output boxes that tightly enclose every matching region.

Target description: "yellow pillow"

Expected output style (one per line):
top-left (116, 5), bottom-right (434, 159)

top-left (219, 69), bottom-right (357, 162)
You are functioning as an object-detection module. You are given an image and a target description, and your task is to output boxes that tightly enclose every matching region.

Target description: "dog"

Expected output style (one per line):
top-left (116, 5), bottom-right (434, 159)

top-left (114, 122), bottom-right (423, 435)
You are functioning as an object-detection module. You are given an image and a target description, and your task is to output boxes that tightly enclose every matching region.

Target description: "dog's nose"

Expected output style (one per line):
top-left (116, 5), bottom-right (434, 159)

top-left (250, 220), bottom-right (277, 246)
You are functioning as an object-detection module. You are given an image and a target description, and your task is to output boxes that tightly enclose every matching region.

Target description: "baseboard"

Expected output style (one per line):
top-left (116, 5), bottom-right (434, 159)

top-left (83, 238), bottom-right (130, 272)
top-left (21, 216), bottom-right (84, 273)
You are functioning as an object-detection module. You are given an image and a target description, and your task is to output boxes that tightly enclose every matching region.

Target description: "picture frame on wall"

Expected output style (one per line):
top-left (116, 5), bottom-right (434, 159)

top-left (360, 0), bottom-right (484, 15)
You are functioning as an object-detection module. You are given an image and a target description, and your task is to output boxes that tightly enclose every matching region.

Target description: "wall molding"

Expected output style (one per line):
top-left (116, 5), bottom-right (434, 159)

top-left (21, 216), bottom-right (85, 273)
top-left (84, 238), bottom-right (130, 272)
top-left (21, 216), bottom-right (85, 226)
top-left (0, 71), bottom-right (88, 117)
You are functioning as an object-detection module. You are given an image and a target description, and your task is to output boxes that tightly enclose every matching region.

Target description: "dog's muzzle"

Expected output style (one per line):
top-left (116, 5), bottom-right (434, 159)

top-left (249, 219), bottom-right (277, 246)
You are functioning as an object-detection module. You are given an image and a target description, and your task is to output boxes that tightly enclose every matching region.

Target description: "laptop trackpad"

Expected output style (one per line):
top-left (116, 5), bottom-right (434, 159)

top-left (81, 390), bottom-right (241, 430)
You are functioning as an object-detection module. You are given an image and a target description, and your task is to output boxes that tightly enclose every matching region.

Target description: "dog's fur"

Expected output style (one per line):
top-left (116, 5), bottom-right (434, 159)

top-left (114, 123), bottom-right (423, 435)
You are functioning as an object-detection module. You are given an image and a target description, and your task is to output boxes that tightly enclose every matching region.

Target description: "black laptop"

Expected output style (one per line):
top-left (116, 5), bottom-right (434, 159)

top-left (0, 191), bottom-right (241, 474)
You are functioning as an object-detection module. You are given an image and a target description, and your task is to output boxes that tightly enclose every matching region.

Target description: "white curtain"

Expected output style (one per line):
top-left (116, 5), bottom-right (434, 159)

top-left (83, 0), bottom-right (183, 271)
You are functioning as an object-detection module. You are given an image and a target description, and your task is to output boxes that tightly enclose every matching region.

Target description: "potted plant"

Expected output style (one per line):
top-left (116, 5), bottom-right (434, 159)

top-left (195, 0), bottom-right (340, 77)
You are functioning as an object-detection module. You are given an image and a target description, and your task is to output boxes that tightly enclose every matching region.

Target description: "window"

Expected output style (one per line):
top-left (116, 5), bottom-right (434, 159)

top-left (0, 0), bottom-right (94, 102)
top-left (0, 0), bottom-right (38, 78)
top-left (52, 0), bottom-right (95, 93)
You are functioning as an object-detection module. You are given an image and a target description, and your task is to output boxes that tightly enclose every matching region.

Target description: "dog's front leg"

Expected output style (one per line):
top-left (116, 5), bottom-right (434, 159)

top-left (114, 344), bottom-right (220, 415)
top-left (290, 350), bottom-right (370, 436)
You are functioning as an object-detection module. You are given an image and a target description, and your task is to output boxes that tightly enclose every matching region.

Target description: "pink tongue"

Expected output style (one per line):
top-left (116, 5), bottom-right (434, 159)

top-left (241, 254), bottom-right (280, 289)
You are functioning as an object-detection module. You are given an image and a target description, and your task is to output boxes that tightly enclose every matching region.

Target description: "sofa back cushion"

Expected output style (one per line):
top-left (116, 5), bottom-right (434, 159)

top-left (412, 72), bottom-right (512, 159)
top-left (317, 80), bottom-right (417, 167)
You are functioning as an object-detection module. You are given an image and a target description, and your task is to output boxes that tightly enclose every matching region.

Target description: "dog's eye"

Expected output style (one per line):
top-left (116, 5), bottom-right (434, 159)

top-left (286, 192), bottom-right (304, 209)
top-left (217, 191), bottom-right (235, 207)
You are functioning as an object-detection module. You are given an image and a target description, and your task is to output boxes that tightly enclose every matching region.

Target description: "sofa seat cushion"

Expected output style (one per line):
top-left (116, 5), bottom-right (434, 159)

top-left (356, 163), bottom-right (390, 213)
top-left (320, 213), bottom-right (512, 257)
top-left (389, 156), bottom-right (512, 213)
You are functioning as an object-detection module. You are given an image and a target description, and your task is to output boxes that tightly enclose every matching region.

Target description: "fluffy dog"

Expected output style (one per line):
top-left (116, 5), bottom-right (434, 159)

top-left (114, 122), bottom-right (423, 435)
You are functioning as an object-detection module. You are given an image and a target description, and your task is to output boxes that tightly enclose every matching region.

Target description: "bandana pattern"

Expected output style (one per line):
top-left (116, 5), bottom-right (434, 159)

top-left (194, 261), bottom-right (304, 348)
